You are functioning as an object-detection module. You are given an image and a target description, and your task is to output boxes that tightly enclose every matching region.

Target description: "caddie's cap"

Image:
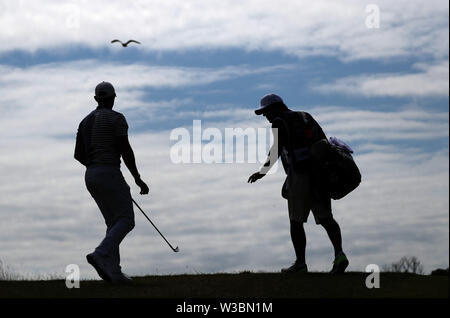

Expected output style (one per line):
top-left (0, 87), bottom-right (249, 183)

top-left (254, 93), bottom-right (284, 115)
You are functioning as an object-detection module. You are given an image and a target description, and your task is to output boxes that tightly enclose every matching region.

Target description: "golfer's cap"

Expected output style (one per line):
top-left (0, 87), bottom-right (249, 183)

top-left (254, 93), bottom-right (284, 115)
top-left (95, 81), bottom-right (116, 98)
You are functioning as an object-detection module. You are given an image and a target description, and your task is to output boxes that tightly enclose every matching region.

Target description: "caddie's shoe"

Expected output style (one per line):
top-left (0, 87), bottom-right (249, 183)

top-left (86, 252), bottom-right (113, 282)
top-left (281, 261), bottom-right (308, 273)
top-left (330, 252), bottom-right (349, 274)
top-left (111, 272), bottom-right (133, 284)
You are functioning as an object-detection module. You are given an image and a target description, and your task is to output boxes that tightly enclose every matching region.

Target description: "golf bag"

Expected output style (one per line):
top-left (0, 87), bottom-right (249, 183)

top-left (280, 111), bottom-right (361, 200)
top-left (310, 138), bottom-right (361, 200)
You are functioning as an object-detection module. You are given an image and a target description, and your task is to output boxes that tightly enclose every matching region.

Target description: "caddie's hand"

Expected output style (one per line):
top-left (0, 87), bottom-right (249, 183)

top-left (248, 172), bottom-right (265, 183)
top-left (135, 177), bottom-right (149, 195)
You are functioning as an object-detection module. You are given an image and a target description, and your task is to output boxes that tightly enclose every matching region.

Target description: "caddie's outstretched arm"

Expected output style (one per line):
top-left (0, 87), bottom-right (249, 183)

top-left (248, 140), bottom-right (280, 183)
top-left (248, 122), bottom-right (283, 183)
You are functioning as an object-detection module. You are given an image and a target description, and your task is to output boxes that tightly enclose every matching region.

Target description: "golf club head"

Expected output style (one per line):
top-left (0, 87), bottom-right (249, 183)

top-left (173, 246), bottom-right (179, 252)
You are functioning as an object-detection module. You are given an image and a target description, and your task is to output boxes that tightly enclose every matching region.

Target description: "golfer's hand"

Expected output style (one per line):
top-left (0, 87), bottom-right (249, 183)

top-left (248, 172), bottom-right (265, 183)
top-left (135, 177), bottom-right (149, 195)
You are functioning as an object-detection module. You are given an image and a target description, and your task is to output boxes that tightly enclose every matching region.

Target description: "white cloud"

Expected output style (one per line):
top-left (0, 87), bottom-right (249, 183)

top-left (0, 0), bottom-right (448, 61)
top-left (0, 57), bottom-right (448, 278)
top-left (314, 61), bottom-right (449, 97)
top-left (0, 60), bottom-right (292, 137)
top-left (308, 106), bottom-right (449, 142)
top-left (0, 125), bottom-right (447, 278)
top-left (0, 69), bottom-right (448, 277)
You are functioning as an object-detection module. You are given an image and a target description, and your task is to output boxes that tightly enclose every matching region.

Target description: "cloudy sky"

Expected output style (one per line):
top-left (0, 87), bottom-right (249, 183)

top-left (0, 0), bottom-right (448, 279)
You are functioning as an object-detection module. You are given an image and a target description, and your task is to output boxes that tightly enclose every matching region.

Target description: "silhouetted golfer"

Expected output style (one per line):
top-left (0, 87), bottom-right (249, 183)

top-left (248, 94), bottom-right (349, 274)
top-left (74, 81), bottom-right (149, 283)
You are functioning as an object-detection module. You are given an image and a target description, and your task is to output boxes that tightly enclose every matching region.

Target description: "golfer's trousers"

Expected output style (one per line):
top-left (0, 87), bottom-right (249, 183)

top-left (85, 165), bottom-right (135, 274)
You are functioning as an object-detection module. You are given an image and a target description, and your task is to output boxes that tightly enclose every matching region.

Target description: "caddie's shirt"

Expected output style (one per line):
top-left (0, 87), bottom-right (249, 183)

top-left (263, 110), bottom-right (326, 173)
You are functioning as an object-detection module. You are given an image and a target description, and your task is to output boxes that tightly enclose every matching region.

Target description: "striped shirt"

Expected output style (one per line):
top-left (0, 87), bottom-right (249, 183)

top-left (76, 107), bottom-right (128, 167)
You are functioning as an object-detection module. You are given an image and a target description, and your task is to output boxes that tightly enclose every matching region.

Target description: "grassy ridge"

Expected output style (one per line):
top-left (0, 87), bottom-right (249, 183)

top-left (0, 272), bottom-right (448, 298)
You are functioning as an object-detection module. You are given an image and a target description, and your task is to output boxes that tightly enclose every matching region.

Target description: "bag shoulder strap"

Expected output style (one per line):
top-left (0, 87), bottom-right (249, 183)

top-left (297, 111), bottom-right (308, 125)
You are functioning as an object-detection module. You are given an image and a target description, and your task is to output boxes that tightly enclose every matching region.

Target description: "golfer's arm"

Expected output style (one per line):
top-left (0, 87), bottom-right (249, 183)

top-left (117, 135), bottom-right (141, 180)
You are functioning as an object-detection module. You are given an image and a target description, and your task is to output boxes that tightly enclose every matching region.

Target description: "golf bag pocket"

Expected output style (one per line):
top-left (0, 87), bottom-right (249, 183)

top-left (327, 146), bottom-right (361, 200)
top-left (311, 139), bottom-right (361, 200)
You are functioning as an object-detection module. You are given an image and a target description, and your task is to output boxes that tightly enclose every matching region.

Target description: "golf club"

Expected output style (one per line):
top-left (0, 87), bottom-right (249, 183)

top-left (132, 198), bottom-right (179, 253)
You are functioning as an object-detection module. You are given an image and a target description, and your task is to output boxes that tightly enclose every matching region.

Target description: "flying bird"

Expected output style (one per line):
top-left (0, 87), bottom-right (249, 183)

top-left (111, 39), bottom-right (141, 47)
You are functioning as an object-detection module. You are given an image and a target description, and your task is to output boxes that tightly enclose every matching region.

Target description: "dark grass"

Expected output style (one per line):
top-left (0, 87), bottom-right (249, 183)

top-left (0, 272), bottom-right (448, 298)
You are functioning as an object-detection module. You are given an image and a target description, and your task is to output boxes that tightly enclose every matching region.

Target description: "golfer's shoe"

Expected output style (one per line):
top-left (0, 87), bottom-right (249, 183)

top-left (86, 252), bottom-right (113, 282)
top-left (281, 261), bottom-right (308, 273)
top-left (330, 252), bottom-right (349, 274)
top-left (111, 272), bottom-right (133, 284)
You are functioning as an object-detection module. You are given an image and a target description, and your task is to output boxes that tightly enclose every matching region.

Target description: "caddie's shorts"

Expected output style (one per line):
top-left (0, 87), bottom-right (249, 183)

top-left (284, 165), bottom-right (332, 224)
